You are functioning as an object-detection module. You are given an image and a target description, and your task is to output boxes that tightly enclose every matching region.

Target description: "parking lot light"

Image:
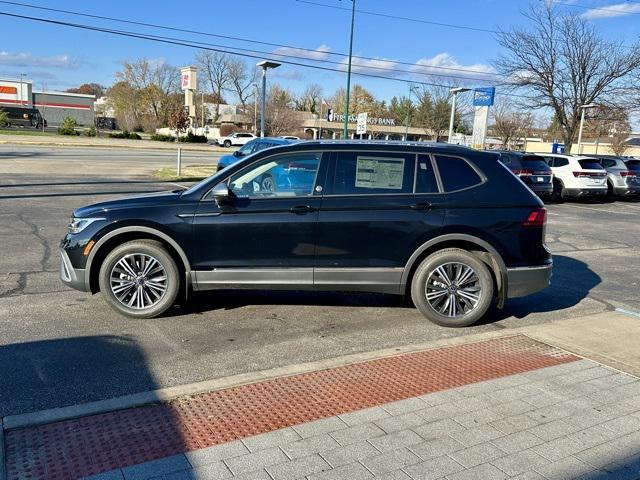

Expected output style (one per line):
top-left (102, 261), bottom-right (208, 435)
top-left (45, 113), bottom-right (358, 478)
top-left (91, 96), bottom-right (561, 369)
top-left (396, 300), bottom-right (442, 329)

top-left (577, 103), bottom-right (597, 154)
top-left (256, 61), bottom-right (281, 137)
top-left (448, 87), bottom-right (471, 143)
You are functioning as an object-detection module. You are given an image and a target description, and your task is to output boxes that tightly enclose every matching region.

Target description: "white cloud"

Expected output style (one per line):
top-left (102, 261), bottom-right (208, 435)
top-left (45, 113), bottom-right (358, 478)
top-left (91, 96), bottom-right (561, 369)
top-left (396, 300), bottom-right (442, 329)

top-left (0, 52), bottom-right (81, 69)
top-left (273, 44), bottom-right (331, 61)
top-left (341, 57), bottom-right (400, 76)
top-left (581, 3), bottom-right (640, 20)
top-left (411, 53), bottom-right (496, 80)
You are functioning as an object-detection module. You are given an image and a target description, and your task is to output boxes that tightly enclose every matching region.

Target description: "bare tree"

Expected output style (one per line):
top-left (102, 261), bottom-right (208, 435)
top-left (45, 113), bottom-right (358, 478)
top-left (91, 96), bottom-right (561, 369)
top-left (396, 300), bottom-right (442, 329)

top-left (491, 99), bottom-right (534, 149)
top-left (415, 85), bottom-right (455, 142)
top-left (495, 3), bottom-right (640, 152)
top-left (265, 84), bottom-right (302, 136)
top-left (227, 58), bottom-right (256, 111)
top-left (196, 50), bottom-right (231, 123)
top-left (295, 84), bottom-right (324, 113)
top-left (118, 59), bottom-right (179, 128)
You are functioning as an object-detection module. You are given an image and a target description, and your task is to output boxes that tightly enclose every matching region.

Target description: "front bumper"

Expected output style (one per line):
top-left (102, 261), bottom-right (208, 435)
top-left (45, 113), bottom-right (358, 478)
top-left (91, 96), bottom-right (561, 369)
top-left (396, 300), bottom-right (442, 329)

top-left (60, 249), bottom-right (89, 292)
top-left (506, 263), bottom-right (552, 298)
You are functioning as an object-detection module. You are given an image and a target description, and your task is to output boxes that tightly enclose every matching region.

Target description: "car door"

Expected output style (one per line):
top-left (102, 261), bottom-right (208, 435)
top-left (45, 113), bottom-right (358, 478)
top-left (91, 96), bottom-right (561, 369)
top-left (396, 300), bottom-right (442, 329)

top-left (191, 150), bottom-right (328, 289)
top-left (314, 150), bottom-right (446, 294)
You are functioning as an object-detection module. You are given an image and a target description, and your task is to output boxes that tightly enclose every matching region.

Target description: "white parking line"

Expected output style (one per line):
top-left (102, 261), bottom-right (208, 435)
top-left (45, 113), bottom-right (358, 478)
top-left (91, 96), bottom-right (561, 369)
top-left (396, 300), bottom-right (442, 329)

top-left (550, 204), bottom-right (632, 215)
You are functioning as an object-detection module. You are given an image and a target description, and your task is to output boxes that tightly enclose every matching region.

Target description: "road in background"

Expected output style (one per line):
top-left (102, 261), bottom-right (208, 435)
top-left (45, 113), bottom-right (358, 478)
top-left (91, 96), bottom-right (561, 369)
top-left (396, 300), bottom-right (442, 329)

top-left (1, 146), bottom-right (639, 417)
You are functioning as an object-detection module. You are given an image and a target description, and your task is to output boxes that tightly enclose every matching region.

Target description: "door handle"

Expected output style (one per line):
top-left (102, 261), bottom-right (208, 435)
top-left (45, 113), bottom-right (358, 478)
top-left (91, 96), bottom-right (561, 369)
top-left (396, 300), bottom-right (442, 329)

top-left (290, 205), bottom-right (317, 214)
top-left (410, 202), bottom-right (432, 211)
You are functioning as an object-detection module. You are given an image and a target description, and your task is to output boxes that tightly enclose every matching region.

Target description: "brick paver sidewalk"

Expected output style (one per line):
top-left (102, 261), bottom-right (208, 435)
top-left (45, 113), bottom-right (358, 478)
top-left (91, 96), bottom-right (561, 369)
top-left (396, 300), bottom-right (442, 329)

top-left (4, 335), bottom-right (640, 480)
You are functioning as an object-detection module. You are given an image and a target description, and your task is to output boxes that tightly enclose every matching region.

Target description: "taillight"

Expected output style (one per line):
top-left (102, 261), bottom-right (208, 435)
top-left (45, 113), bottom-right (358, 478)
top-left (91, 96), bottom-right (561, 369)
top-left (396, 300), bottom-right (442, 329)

top-left (512, 169), bottom-right (533, 176)
top-left (621, 171), bottom-right (635, 177)
top-left (573, 171), bottom-right (606, 178)
top-left (523, 208), bottom-right (547, 227)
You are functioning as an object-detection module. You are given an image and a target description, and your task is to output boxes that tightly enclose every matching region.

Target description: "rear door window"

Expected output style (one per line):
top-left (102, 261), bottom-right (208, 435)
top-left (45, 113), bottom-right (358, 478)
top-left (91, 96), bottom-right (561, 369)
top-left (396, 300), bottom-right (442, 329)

top-left (434, 155), bottom-right (483, 192)
top-left (333, 152), bottom-right (415, 195)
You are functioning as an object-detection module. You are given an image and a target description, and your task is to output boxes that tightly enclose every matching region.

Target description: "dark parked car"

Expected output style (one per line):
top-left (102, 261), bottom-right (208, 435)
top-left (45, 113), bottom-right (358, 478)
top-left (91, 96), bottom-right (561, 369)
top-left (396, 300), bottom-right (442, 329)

top-left (591, 155), bottom-right (640, 199)
top-left (497, 151), bottom-right (553, 198)
top-left (216, 137), bottom-right (294, 171)
top-left (60, 141), bottom-right (552, 327)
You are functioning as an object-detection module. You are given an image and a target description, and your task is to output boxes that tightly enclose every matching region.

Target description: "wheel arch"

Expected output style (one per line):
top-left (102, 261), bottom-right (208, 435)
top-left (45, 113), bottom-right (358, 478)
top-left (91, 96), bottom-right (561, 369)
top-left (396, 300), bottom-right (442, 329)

top-left (85, 226), bottom-right (191, 293)
top-left (402, 234), bottom-right (508, 308)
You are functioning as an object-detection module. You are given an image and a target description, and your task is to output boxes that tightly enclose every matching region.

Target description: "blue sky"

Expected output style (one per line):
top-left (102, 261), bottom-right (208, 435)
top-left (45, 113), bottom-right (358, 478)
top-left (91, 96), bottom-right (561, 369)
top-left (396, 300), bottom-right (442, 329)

top-left (0, 0), bottom-right (638, 107)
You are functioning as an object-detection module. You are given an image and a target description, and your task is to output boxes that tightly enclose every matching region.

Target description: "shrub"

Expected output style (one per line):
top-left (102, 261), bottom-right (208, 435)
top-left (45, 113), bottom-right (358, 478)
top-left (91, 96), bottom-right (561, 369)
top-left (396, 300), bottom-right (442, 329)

top-left (58, 117), bottom-right (80, 136)
top-left (150, 133), bottom-right (175, 142)
top-left (128, 132), bottom-right (142, 140)
top-left (177, 132), bottom-right (208, 143)
top-left (108, 130), bottom-right (141, 140)
top-left (83, 127), bottom-right (97, 137)
top-left (0, 108), bottom-right (8, 127)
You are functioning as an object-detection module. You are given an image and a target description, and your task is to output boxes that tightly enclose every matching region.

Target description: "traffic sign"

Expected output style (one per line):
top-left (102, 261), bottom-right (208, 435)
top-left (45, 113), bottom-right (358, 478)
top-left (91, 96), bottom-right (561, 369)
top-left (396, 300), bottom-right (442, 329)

top-left (356, 112), bottom-right (368, 135)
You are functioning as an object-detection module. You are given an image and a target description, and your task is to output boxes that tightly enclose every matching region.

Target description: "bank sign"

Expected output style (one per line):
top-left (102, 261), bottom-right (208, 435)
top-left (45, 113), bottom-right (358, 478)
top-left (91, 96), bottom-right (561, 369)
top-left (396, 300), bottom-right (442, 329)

top-left (473, 87), bottom-right (495, 107)
top-left (330, 113), bottom-right (396, 127)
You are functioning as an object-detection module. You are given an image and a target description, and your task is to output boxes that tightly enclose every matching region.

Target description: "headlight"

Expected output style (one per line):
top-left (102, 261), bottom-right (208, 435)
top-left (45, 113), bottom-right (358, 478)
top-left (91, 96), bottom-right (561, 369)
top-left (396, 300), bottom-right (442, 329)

top-left (68, 217), bottom-right (105, 234)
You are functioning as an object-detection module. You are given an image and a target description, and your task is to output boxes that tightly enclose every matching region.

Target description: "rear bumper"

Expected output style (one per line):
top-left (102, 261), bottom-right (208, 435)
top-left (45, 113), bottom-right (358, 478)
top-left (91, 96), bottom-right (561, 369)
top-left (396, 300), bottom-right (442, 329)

top-left (506, 263), bottom-right (552, 298)
top-left (563, 187), bottom-right (607, 197)
top-left (614, 185), bottom-right (640, 196)
top-left (60, 249), bottom-right (88, 292)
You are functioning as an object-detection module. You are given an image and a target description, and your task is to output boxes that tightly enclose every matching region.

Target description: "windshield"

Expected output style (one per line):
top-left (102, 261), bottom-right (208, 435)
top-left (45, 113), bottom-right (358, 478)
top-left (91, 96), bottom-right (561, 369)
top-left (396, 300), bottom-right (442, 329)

top-left (578, 159), bottom-right (604, 170)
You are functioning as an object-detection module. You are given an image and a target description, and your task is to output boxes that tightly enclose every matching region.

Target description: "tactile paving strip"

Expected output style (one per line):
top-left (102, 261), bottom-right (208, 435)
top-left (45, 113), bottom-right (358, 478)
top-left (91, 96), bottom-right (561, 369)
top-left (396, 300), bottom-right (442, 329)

top-left (5, 335), bottom-right (578, 479)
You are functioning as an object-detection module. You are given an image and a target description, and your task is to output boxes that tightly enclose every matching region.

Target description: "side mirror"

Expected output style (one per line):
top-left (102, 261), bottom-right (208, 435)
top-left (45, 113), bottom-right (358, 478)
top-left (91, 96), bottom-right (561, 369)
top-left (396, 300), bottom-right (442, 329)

top-left (233, 150), bottom-right (242, 157)
top-left (211, 182), bottom-right (230, 205)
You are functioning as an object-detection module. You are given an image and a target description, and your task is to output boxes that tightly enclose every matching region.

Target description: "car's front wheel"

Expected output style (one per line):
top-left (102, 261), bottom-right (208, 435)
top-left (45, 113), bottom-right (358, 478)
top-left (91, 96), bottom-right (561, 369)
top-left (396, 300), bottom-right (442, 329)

top-left (98, 240), bottom-right (180, 318)
top-left (411, 248), bottom-right (494, 327)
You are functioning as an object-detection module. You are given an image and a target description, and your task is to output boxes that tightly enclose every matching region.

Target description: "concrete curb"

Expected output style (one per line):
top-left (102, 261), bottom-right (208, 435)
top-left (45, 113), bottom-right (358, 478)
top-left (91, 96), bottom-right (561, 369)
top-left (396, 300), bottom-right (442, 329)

top-left (0, 419), bottom-right (7, 480)
top-left (2, 328), bottom-right (517, 431)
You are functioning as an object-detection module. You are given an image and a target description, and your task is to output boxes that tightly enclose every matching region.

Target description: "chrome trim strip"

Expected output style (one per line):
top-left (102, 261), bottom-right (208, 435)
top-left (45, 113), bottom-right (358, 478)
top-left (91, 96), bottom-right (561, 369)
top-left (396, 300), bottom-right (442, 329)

top-left (194, 268), bottom-right (313, 291)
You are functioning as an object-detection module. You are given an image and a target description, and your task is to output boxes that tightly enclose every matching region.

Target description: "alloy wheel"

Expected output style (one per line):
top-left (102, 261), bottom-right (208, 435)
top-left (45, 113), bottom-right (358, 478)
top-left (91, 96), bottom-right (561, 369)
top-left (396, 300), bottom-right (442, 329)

top-left (109, 253), bottom-right (167, 310)
top-left (425, 262), bottom-right (481, 318)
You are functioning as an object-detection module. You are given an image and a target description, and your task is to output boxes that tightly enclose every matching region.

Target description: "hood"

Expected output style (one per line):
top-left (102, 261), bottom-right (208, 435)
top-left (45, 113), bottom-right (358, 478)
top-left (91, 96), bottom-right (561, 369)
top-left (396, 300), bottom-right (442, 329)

top-left (217, 153), bottom-right (243, 168)
top-left (73, 190), bottom-right (183, 218)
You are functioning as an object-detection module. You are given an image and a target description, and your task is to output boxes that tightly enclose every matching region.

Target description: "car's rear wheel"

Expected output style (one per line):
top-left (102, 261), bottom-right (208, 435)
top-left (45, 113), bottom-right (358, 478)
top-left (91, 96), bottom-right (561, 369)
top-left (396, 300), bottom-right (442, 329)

top-left (98, 240), bottom-right (180, 318)
top-left (224, 140), bottom-right (231, 148)
top-left (411, 248), bottom-right (494, 327)
top-left (605, 181), bottom-right (615, 202)
top-left (261, 173), bottom-right (276, 192)
top-left (552, 179), bottom-right (565, 203)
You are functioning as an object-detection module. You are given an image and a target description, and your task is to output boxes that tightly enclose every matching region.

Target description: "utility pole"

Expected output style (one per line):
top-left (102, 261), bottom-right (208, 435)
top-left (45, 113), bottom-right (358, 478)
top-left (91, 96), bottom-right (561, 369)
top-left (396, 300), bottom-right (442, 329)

top-left (201, 91), bottom-right (205, 135)
top-left (577, 104), bottom-right (596, 154)
top-left (343, 0), bottom-right (356, 139)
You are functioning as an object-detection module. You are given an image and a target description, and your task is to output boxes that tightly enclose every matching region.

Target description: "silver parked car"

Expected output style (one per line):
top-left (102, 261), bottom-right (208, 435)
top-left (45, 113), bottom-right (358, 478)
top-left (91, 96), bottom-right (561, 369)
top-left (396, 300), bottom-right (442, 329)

top-left (594, 156), bottom-right (640, 199)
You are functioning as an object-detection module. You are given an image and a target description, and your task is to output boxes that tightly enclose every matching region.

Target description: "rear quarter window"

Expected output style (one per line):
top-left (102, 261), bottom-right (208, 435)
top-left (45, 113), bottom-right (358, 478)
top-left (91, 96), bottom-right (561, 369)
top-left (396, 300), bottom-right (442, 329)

top-left (435, 155), bottom-right (483, 192)
top-left (521, 157), bottom-right (550, 171)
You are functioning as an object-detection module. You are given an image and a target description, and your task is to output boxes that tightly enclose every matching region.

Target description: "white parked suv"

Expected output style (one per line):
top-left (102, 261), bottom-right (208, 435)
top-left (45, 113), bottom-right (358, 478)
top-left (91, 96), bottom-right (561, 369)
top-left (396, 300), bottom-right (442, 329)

top-left (541, 154), bottom-right (607, 201)
top-left (216, 132), bottom-right (256, 148)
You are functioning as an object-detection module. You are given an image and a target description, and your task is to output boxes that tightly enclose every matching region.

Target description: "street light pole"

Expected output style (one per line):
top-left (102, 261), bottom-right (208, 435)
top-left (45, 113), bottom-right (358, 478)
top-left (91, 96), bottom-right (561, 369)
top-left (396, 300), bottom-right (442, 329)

top-left (577, 103), bottom-right (597, 154)
top-left (256, 61), bottom-right (281, 138)
top-left (343, 0), bottom-right (356, 140)
top-left (253, 83), bottom-right (258, 136)
top-left (447, 87), bottom-right (471, 143)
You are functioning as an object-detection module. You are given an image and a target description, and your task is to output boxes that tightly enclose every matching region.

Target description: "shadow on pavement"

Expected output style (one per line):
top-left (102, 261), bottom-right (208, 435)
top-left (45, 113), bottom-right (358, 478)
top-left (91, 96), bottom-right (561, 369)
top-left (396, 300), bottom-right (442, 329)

top-left (182, 254), bottom-right (598, 323)
top-left (0, 335), bottom-right (159, 417)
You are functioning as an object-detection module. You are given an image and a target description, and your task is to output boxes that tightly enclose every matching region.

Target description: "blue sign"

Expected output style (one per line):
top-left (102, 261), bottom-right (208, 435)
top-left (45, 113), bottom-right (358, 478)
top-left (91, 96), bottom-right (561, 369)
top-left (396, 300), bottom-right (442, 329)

top-left (473, 87), bottom-right (495, 107)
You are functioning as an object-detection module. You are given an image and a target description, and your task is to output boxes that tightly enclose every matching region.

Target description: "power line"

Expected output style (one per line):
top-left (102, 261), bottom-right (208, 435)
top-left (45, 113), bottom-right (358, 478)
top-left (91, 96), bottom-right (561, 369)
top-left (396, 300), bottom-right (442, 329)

top-left (0, 10), bottom-right (494, 91)
top-left (295, 0), bottom-right (499, 33)
top-left (0, 0), bottom-right (505, 79)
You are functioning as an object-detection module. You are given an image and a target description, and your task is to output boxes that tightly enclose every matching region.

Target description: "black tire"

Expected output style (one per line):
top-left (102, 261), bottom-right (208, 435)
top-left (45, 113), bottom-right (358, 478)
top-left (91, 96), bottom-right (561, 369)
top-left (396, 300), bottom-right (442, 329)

top-left (552, 179), bottom-right (565, 203)
top-left (605, 181), bottom-right (615, 202)
top-left (224, 140), bottom-right (232, 148)
top-left (410, 248), bottom-right (494, 327)
top-left (98, 240), bottom-right (180, 318)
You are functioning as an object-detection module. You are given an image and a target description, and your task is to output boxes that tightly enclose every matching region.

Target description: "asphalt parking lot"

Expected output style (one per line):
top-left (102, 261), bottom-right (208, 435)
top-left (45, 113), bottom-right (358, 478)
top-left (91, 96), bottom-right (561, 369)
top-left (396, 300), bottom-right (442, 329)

top-left (1, 146), bottom-right (640, 418)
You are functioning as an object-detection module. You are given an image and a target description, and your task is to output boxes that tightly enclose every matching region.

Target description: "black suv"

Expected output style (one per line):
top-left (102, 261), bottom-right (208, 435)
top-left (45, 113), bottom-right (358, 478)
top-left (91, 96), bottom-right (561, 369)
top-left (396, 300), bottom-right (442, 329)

top-left (60, 141), bottom-right (551, 327)
top-left (496, 151), bottom-right (553, 198)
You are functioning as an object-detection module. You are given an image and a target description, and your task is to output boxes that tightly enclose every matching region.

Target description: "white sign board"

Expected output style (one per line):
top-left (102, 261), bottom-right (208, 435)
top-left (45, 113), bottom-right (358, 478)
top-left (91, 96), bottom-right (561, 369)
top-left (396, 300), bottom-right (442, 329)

top-left (355, 156), bottom-right (404, 190)
top-left (471, 106), bottom-right (489, 149)
top-left (180, 66), bottom-right (197, 91)
top-left (356, 112), bottom-right (368, 135)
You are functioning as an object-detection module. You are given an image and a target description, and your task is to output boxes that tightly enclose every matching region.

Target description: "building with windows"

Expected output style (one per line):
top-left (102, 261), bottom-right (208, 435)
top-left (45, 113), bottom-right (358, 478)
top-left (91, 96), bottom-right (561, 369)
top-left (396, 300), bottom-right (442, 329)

top-left (0, 77), bottom-right (95, 126)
